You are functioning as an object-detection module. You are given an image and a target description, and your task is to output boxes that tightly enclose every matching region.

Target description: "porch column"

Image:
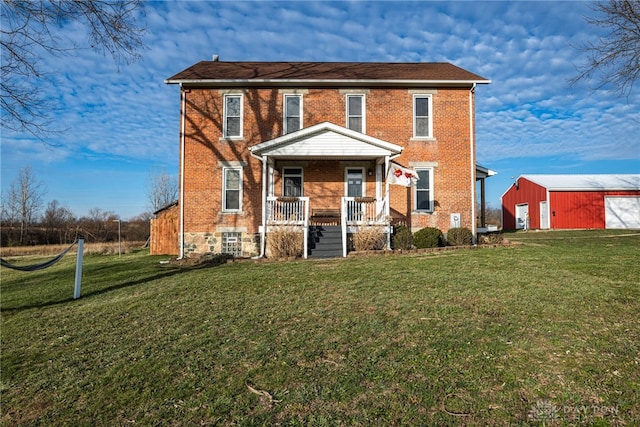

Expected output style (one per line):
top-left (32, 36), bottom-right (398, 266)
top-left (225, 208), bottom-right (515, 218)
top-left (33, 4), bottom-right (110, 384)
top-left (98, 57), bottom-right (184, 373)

top-left (384, 156), bottom-right (390, 218)
top-left (480, 177), bottom-right (486, 227)
top-left (384, 156), bottom-right (391, 250)
top-left (260, 155), bottom-right (268, 257)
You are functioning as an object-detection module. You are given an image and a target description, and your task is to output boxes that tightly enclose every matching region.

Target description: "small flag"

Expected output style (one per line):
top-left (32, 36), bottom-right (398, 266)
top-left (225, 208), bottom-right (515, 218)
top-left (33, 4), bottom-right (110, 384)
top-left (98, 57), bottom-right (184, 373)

top-left (387, 163), bottom-right (419, 187)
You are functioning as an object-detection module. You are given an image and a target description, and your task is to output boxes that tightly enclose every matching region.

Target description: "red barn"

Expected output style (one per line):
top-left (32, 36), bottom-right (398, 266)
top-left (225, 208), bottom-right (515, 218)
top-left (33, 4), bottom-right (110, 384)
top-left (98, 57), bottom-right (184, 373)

top-left (501, 174), bottom-right (640, 230)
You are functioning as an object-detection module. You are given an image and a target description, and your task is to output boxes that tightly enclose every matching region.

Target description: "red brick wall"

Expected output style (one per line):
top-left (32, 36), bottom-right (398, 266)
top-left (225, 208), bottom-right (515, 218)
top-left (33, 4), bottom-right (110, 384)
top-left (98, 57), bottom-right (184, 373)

top-left (180, 86), bottom-right (474, 248)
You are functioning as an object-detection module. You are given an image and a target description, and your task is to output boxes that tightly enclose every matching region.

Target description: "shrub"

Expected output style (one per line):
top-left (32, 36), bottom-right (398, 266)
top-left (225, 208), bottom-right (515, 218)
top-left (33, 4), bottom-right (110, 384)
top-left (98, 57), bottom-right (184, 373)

top-left (479, 232), bottom-right (504, 245)
top-left (353, 226), bottom-right (386, 251)
top-left (446, 227), bottom-right (474, 246)
top-left (392, 224), bottom-right (413, 250)
top-left (266, 226), bottom-right (303, 258)
top-left (413, 227), bottom-right (444, 248)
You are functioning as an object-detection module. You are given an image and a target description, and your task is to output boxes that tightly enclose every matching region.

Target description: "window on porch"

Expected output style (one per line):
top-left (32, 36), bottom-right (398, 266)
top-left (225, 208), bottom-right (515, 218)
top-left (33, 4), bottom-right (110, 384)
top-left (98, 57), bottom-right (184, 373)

top-left (283, 167), bottom-right (303, 197)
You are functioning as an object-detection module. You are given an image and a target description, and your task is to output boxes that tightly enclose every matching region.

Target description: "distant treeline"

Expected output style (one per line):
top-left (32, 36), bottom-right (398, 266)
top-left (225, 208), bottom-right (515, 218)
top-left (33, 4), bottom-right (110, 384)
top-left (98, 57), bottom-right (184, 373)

top-left (1, 208), bottom-right (151, 247)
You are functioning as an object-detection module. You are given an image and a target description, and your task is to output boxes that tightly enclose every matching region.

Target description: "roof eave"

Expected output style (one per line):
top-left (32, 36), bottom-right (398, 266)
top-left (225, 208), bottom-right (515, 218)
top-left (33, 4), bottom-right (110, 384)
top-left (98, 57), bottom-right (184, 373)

top-left (249, 122), bottom-right (404, 157)
top-left (164, 78), bottom-right (491, 86)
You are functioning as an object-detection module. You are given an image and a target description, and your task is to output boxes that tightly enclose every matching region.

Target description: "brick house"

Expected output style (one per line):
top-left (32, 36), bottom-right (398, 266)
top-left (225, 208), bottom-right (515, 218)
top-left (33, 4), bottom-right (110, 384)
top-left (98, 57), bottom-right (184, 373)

top-left (165, 60), bottom-right (491, 258)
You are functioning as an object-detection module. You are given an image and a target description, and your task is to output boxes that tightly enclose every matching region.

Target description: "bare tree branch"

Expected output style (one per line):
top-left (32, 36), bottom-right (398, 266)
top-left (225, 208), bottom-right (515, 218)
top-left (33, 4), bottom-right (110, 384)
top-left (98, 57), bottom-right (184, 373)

top-left (0, 0), bottom-right (146, 140)
top-left (571, 0), bottom-right (640, 96)
top-left (146, 167), bottom-right (178, 213)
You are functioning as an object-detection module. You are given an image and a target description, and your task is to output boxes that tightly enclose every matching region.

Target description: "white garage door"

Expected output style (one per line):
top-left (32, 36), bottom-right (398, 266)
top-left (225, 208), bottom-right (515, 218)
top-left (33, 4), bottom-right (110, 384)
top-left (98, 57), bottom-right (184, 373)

top-left (605, 197), bottom-right (640, 229)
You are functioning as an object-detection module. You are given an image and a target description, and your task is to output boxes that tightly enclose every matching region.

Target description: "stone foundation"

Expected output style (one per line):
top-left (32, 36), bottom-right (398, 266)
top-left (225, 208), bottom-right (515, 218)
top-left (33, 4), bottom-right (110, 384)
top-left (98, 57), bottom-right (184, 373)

top-left (183, 232), bottom-right (260, 258)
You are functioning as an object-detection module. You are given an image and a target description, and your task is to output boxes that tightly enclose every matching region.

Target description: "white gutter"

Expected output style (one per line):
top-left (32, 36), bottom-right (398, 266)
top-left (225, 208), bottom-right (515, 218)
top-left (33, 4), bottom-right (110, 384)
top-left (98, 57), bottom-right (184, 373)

top-left (165, 79), bottom-right (491, 87)
top-left (469, 83), bottom-right (477, 241)
top-left (178, 84), bottom-right (186, 259)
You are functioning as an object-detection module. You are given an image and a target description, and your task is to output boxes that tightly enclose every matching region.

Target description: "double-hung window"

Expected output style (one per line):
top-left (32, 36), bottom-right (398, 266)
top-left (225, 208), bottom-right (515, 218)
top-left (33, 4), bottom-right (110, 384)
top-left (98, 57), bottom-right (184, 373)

top-left (223, 167), bottom-right (242, 211)
top-left (414, 168), bottom-right (433, 212)
top-left (413, 94), bottom-right (432, 138)
top-left (224, 94), bottom-right (242, 138)
top-left (284, 94), bottom-right (302, 134)
top-left (346, 94), bottom-right (364, 132)
top-left (282, 167), bottom-right (303, 197)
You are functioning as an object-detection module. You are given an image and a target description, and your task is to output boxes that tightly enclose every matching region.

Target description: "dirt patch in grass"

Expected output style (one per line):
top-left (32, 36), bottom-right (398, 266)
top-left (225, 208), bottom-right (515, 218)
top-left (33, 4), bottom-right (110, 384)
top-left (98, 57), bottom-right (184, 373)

top-left (165, 253), bottom-right (234, 268)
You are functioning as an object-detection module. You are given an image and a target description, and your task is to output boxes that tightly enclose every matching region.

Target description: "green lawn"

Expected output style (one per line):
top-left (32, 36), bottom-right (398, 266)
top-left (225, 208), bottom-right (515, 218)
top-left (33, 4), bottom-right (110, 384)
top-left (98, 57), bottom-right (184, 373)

top-left (2, 230), bottom-right (639, 425)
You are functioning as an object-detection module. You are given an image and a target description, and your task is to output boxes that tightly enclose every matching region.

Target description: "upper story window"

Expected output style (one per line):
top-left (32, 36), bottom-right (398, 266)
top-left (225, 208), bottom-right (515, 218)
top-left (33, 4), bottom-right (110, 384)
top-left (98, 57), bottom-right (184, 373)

top-left (224, 94), bottom-right (242, 138)
top-left (414, 168), bottom-right (433, 212)
top-left (282, 167), bottom-right (303, 197)
top-left (284, 94), bottom-right (302, 134)
top-left (223, 167), bottom-right (242, 211)
top-left (346, 94), bottom-right (365, 133)
top-left (413, 94), bottom-right (433, 138)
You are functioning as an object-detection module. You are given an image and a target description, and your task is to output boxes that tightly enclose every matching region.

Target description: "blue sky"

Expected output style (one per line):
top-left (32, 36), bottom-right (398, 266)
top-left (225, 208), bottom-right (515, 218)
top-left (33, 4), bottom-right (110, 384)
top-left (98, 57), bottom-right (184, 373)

top-left (2, 0), bottom-right (639, 220)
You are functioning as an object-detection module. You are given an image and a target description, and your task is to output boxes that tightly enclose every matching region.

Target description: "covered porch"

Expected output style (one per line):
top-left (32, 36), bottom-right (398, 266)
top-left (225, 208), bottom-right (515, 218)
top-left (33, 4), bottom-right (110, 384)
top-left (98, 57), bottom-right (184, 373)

top-left (250, 122), bottom-right (403, 258)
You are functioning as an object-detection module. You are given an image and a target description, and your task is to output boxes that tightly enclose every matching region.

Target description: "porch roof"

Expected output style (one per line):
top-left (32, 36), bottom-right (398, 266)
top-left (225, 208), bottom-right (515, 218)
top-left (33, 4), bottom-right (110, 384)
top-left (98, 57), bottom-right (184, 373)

top-left (249, 122), bottom-right (403, 159)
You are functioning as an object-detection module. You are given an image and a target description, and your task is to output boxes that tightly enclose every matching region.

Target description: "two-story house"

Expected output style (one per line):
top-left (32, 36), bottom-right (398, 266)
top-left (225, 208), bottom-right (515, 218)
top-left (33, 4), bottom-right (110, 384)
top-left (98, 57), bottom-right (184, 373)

top-left (164, 60), bottom-right (490, 258)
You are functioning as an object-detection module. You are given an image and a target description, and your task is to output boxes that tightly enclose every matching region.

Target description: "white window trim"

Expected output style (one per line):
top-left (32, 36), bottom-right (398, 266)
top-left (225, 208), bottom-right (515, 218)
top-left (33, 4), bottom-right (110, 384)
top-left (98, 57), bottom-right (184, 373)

top-left (223, 94), bottom-right (243, 138)
top-left (283, 94), bottom-right (303, 135)
top-left (282, 167), bottom-right (304, 197)
top-left (344, 167), bottom-right (366, 197)
top-left (346, 94), bottom-right (365, 133)
top-left (413, 94), bottom-right (433, 139)
top-left (414, 167), bottom-right (434, 212)
top-left (222, 167), bottom-right (243, 212)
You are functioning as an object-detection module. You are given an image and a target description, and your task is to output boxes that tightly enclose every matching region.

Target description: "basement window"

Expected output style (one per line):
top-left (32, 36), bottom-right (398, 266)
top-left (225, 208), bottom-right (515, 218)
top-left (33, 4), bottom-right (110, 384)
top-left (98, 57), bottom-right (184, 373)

top-left (222, 232), bottom-right (242, 257)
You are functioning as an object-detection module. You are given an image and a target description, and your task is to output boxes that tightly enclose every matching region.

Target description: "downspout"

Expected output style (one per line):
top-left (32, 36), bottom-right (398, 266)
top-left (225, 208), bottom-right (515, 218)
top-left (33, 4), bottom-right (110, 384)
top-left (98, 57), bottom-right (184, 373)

top-left (178, 84), bottom-right (186, 259)
top-left (469, 83), bottom-right (477, 242)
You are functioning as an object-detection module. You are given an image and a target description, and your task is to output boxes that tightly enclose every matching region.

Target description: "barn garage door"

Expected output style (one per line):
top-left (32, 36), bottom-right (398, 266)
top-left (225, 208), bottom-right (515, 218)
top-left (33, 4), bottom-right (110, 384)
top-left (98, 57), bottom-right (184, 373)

top-left (605, 197), bottom-right (640, 229)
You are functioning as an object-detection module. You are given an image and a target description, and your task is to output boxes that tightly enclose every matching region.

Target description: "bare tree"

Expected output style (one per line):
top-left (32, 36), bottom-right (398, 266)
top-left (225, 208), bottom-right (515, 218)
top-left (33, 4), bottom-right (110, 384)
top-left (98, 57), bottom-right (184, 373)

top-left (146, 167), bottom-right (178, 213)
top-left (5, 166), bottom-right (46, 243)
top-left (572, 0), bottom-right (640, 96)
top-left (42, 200), bottom-right (76, 244)
top-left (78, 208), bottom-right (118, 242)
top-left (1, 0), bottom-right (146, 138)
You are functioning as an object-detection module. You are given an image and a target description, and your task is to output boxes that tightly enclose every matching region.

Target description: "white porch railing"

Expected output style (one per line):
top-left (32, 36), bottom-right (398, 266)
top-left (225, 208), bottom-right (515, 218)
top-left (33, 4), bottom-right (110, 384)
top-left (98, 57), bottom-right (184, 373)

top-left (266, 196), bottom-right (310, 258)
top-left (266, 196), bottom-right (309, 225)
top-left (341, 197), bottom-right (389, 257)
top-left (342, 197), bottom-right (387, 225)
top-left (264, 196), bottom-right (389, 258)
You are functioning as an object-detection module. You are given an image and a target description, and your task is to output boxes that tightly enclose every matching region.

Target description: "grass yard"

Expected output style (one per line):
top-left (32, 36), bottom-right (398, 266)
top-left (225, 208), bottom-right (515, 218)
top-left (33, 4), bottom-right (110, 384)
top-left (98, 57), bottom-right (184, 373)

top-left (1, 230), bottom-right (639, 425)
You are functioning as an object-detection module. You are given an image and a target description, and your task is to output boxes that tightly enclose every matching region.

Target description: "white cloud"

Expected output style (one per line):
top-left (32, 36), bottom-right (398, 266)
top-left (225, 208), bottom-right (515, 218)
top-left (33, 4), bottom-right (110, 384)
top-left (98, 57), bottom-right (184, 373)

top-left (2, 0), bottom-right (638, 218)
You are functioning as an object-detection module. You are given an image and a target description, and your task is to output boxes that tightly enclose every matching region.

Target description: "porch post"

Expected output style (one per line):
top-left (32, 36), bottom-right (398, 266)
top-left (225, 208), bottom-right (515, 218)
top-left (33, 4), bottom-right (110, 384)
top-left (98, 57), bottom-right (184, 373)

top-left (480, 177), bottom-right (486, 227)
top-left (260, 155), bottom-right (268, 257)
top-left (384, 156), bottom-right (391, 250)
top-left (303, 198), bottom-right (309, 259)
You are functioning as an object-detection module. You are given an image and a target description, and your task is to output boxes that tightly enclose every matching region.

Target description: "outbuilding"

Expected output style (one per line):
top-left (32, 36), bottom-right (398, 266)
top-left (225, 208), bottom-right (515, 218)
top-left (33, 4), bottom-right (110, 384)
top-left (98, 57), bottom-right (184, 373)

top-left (501, 174), bottom-right (640, 230)
top-left (150, 201), bottom-right (179, 255)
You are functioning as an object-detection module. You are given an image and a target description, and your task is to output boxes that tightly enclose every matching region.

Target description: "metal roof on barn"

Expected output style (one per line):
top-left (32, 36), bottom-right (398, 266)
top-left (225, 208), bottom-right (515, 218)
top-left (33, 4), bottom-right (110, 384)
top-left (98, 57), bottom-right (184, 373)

top-left (521, 174), bottom-right (640, 191)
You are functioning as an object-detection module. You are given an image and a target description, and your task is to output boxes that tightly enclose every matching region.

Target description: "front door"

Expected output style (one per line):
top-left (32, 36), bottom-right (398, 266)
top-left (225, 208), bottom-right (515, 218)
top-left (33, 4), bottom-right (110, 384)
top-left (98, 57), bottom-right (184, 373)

top-left (346, 168), bottom-right (364, 197)
top-left (346, 168), bottom-right (365, 221)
